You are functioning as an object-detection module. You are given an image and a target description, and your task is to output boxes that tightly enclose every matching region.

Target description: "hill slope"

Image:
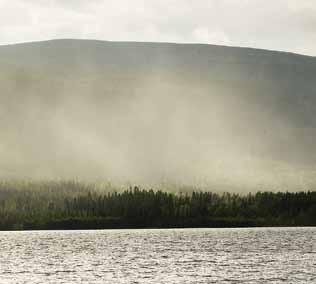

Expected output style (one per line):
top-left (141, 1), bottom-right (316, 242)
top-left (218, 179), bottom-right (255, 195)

top-left (1, 39), bottom-right (316, 190)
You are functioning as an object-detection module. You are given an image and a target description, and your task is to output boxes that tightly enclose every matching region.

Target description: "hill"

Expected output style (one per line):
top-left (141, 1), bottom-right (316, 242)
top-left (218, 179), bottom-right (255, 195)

top-left (1, 39), bottom-right (316, 190)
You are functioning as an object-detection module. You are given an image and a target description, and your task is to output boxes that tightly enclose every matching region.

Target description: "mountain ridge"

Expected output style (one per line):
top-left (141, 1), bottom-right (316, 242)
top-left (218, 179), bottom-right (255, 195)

top-left (1, 38), bottom-right (315, 59)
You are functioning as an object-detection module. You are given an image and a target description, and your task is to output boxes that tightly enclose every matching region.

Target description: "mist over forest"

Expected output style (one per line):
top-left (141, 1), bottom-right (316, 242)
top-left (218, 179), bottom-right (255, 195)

top-left (1, 39), bottom-right (316, 191)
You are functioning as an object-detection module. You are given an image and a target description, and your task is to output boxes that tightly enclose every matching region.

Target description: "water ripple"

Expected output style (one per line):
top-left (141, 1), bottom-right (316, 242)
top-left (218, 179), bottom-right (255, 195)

top-left (0, 227), bottom-right (315, 283)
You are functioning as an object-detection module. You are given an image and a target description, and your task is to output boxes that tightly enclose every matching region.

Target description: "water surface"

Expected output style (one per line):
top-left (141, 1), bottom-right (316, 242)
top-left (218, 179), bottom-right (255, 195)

top-left (0, 227), bottom-right (315, 283)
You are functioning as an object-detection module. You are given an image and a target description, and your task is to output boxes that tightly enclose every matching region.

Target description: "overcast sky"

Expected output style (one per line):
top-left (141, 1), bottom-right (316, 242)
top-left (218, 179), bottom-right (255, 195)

top-left (0, 0), bottom-right (315, 56)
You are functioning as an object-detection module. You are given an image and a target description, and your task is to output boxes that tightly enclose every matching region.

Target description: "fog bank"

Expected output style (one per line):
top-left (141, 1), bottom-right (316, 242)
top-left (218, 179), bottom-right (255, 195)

top-left (1, 39), bottom-right (316, 191)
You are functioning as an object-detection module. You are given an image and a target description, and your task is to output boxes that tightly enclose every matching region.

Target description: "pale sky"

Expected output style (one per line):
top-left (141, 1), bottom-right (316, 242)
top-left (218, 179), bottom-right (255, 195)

top-left (0, 0), bottom-right (315, 56)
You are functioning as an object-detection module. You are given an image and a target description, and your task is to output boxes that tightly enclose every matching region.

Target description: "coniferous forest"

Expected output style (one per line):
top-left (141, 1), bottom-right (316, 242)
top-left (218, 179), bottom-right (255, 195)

top-left (0, 180), bottom-right (315, 230)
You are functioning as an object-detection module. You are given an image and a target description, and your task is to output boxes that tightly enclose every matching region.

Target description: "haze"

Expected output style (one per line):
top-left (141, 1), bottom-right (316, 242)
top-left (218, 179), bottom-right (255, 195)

top-left (1, 39), bottom-right (316, 191)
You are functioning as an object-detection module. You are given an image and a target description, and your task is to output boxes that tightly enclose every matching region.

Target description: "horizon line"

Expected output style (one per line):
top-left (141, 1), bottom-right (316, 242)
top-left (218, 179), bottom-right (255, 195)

top-left (0, 38), bottom-right (314, 58)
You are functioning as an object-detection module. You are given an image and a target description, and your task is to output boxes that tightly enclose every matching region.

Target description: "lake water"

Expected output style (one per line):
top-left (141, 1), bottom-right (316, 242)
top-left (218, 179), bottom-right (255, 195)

top-left (0, 227), bottom-right (315, 283)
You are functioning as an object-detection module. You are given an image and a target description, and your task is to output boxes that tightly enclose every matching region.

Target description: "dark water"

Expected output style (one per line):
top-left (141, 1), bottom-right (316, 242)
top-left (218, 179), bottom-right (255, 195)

top-left (0, 227), bottom-right (315, 283)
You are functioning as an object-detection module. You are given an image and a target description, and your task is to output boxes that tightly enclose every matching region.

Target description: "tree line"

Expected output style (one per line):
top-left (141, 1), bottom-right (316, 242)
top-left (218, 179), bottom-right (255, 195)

top-left (0, 180), bottom-right (315, 230)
